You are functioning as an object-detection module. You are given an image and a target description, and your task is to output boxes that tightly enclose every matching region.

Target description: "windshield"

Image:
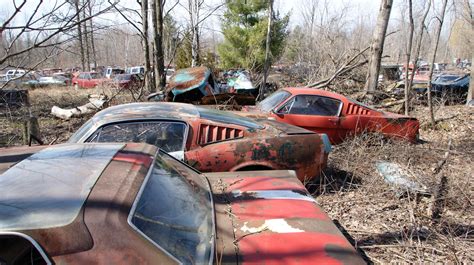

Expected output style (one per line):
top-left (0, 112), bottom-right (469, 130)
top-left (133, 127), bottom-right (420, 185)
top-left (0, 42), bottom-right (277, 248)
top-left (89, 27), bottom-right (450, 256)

top-left (258, 90), bottom-right (291, 112)
top-left (197, 107), bottom-right (264, 130)
top-left (129, 152), bottom-right (213, 264)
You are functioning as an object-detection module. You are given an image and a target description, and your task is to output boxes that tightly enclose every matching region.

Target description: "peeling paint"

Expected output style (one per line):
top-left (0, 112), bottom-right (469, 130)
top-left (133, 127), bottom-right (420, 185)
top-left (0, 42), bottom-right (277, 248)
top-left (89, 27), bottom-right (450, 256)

top-left (241, 219), bottom-right (304, 234)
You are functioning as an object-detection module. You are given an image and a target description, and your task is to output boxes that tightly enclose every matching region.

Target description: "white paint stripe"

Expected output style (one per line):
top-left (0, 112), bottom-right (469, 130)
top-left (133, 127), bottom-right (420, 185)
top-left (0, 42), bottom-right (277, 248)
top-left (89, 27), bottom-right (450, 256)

top-left (241, 219), bottom-right (304, 233)
top-left (231, 190), bottom-right (316, 203)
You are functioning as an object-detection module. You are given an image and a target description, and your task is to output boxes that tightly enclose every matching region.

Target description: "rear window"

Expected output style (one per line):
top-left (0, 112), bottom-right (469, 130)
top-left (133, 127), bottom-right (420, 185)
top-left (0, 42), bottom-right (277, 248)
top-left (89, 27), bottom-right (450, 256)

top-left (85, 121), bottom-right (187, 153)
top-left (129, 153), bottom-right (213, 264)
top-left (197, 107), bottom-right (264, 130)
top-left (0, 144), bottom-right (123, 230)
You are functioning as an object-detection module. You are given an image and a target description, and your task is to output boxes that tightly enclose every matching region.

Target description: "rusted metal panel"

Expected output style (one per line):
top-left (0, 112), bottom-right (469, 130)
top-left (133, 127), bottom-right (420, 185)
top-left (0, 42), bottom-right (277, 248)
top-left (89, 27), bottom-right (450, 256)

top-left (206, 170), bottom-right (366, 265)
top-left (165, 66), bottom-right (214, 102)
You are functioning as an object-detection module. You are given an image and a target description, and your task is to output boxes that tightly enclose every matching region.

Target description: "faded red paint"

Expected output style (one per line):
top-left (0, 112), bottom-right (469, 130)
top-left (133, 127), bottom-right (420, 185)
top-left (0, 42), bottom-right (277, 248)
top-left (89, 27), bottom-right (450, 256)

top-left (231, 199), bottom-right (330, 220)
top-left (239, 233), bottom-right (359, 265)
top-left (112, 152), bottom-right (153, 170)
top-left (223, 176), bottom-right (304, 191)
top-left (239, 87), bottom-right (420, 144)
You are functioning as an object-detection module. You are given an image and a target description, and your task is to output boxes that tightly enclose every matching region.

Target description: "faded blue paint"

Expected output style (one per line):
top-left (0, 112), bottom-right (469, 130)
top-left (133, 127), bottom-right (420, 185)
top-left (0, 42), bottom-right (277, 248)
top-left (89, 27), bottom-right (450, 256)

top-left (321, 134), bottom-right (332, 153)
top-left (170, 68), bottom-right (211, 96)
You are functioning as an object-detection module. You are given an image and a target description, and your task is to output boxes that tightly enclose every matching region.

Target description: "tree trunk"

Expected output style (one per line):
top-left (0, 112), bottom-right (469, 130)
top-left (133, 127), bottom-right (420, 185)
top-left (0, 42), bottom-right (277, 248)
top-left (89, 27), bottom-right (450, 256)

top-left (404, 0), bottom-right (414, 115)
top-left (466, 0), bottom-right (474, 105)
top-left (88, 2), bottom-right (97, 70)
top-left (83, 5), bottom-right (90, 71)
top-left (426, 0), bottom-right (448, 126)
top-left (75, 0), bottom-right (85, 71)
top-left (365, 0), bottom-right (393, 96)
top-left (151, 0), bottom-right (165, 91)
top-left (141, 0), bottom-right (153, 93)
top-left (408, 1), bottom-right (431, 106)
top-left (260, 0), bottom-right (273, 100)
top-left (190, 0), bottom-right (200, 67)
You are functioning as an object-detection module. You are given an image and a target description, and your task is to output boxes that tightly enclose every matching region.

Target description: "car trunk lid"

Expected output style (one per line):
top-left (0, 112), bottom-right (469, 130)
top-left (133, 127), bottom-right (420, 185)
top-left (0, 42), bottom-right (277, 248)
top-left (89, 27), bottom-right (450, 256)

top-left (205, 170), bottom-right (365, 265)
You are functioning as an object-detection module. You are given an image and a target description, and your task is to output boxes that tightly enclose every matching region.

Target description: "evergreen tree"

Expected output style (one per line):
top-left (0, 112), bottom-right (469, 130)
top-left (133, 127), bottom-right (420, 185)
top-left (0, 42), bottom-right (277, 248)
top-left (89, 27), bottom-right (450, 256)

top-left (218, 0), bottom-right (289, 72)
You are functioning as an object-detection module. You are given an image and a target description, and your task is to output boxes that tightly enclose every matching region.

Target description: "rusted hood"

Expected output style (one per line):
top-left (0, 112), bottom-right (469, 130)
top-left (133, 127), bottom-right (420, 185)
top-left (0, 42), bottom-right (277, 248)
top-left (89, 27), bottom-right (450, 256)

top-left (165, 66), bottom-right (211, 96)
top-left (205, 170), bottom-right (365, 264)
top-left (232, 110), bottom-right (269, 119)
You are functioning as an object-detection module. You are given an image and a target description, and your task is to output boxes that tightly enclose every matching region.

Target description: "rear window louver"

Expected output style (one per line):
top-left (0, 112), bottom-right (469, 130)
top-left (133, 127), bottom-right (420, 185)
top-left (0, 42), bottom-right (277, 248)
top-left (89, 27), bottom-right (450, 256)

top-left (347, 103), bottom-right (370, 115)
top-left (198, 124), bottom-right (243, 145)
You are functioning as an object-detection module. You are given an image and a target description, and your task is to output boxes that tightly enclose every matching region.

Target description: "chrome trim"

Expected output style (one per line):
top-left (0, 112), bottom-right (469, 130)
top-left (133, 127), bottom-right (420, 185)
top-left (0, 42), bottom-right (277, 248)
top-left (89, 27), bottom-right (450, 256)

top-left (126, 151), bottom-right (181, 264)
top-left (0, 232), bottom-right (52, 265)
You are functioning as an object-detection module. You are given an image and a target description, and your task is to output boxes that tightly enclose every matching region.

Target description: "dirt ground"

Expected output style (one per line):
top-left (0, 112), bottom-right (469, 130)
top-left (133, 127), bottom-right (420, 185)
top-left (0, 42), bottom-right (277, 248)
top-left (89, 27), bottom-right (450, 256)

top-left (1, 86), bottom-right (473, 263)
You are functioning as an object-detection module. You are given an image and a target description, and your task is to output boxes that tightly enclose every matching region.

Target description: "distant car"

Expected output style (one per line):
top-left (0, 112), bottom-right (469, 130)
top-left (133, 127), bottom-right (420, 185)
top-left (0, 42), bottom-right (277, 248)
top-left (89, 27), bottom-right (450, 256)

top-left (68, 102), bottom-right (331, 182)
top-left (0, 143), bottom-right (364, 264)
top-left (105, 67), bottom-right (125, 79)
top-left (431, 74), bottom-right (469, 103)
top-left (37, 76), bottom-right (69, 87)
top-left (5, 69), bottom-right (26, 80)
top-left (239, 87), bottom-right (420, 144)
top-left (127, 66), bottom-right (145, 75)
top-left (72, 72), bottom-right (106, 89)
top-left (112, 73), bottom-right (144, 89)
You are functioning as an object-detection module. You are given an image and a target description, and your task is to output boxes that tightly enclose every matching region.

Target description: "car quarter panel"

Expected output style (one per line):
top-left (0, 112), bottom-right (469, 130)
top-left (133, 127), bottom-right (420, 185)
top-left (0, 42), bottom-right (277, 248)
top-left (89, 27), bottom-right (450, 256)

top-left (185, 133), bottom-right (327, 182)
top-left (53, 144), bottom-right (178, 264)
top-left (205, 170), bottom-right (366, 265)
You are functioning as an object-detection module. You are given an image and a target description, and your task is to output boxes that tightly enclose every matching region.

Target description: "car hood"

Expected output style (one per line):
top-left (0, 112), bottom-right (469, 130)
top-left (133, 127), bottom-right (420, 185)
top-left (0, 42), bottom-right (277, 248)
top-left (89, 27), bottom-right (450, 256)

top-left (205, 170), bottom-right (365, 264)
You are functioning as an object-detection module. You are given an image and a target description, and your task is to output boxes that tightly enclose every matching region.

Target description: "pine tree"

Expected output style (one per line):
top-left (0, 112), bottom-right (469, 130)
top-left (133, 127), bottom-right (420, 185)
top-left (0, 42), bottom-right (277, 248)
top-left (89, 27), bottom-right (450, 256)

top-left (218, 0), bottom-right (289, 72)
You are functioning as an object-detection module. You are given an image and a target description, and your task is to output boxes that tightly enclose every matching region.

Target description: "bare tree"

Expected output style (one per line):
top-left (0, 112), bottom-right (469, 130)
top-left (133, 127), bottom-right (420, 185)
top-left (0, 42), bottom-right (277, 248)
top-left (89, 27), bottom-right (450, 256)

top-left (464, 0), bottom-right (473, 104)
top-left (151, 0), bottom-right (166, 90)
top-left (365, 0), bottom-right (394, 97)
top-left (74, 0), bottom-right (86, 70)
top-left (407, 0), bottom-right (431, 107)
top-left (140, 0), bottom-right (153, 92)
top-left (404, 0), bottom-right (414, 115)
top-left (260, 0), bottom-right (274, 99)
top-left (0, 0), bottom-right (116, 84)
top-left (427, 0), bottom-right (449, 126)
top-left (181, 0), bottom-right (224, 67)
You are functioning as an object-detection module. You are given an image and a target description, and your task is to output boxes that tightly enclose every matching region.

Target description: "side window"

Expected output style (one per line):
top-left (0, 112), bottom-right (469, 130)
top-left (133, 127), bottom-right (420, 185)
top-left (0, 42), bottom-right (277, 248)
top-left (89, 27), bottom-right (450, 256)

top-left (279, 95), bottom-right (342, 116)
top-left (79, 73), bottom-right (85, 79)
top-left (87, 121), bottom-right (187, 152)
top-left (0, 233), bottom-right (51, 265)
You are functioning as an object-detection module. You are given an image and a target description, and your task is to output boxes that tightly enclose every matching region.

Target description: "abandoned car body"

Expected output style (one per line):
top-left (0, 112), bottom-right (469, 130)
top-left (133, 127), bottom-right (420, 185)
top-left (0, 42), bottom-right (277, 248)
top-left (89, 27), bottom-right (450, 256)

top-left (0, 143), bottom-right (365, 264)
top-left (68, 102), bottom-right (331, 182)
top-left (165, 66), bottom-right (217, 102)
top-left (240, 87), bottom-right (420, 144)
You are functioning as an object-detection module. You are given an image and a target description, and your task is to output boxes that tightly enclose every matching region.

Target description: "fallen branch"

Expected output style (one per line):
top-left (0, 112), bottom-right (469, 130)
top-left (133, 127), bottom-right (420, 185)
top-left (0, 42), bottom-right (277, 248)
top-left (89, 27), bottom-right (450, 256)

top-left (51, 94), bottom-right (108, 120)
top-left (308, 46), bottom-right (370, 89)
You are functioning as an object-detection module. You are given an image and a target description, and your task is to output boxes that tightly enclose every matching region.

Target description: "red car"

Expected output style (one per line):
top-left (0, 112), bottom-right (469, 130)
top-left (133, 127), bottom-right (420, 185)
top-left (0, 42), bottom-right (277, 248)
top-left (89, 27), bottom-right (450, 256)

top-left (111, 73), bottom-right (144, 89)
top-left (72, 72), bottom-right (106, 89)
top-left (68, 102), bottom-right (331, 182)
top-left (240, 87), bottom-right (420, 144)
top-left (0, 143), bottom-right (365, 264)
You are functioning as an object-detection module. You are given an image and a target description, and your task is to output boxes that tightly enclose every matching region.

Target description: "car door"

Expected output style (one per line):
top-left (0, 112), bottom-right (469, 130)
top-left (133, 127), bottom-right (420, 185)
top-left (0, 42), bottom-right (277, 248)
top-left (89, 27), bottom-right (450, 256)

top-left (274, 95), bottom-right (343, 143)
top-left (84, 120), bottom-right (188, 160)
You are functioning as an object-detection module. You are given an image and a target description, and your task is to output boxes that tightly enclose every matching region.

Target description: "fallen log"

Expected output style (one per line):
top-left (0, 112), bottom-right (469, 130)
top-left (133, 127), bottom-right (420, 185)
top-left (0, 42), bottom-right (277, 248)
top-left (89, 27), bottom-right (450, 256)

top-left (51, 94), bottom-right (108, 120)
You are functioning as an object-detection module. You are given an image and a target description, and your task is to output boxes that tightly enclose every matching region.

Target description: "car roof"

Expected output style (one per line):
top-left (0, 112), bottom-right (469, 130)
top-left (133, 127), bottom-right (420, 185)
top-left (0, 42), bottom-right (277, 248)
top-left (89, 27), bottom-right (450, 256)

top-left (282, 87), bottom-right (348, 101)
top-left (83, 102), bottom-right (264, 131)
top-left (0, 143), bottom-right (125, 231)
top-left (90, 102), bottom-right (199, 125)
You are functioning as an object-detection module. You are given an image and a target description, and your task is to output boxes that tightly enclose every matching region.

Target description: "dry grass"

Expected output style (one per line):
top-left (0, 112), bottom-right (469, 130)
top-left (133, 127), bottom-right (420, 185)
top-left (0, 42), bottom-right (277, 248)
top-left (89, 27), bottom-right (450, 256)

top-left (313, 105), bottom-right (473, 263)
top-left (1, 87), bottom-right (473, 263)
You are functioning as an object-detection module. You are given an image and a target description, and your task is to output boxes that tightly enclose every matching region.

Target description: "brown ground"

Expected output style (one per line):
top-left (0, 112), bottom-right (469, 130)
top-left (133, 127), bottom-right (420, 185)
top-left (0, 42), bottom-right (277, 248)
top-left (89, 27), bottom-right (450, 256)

top-left (1, 86), bottom-right (473, 263)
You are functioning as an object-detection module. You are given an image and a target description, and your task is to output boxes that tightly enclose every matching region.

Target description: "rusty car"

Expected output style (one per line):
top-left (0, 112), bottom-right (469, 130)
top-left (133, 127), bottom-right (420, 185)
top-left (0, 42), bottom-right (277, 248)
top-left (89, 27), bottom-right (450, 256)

top-left (164, 66), bottom-right (217, 102)
top-left (68, 102), bottom-right (331, 182)
top-left (239, 87), bottom-right (420, 144)
top-left (72, 72), bottom-right (107, 89)
top-left (0, 143), bottom-right (365, 264)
